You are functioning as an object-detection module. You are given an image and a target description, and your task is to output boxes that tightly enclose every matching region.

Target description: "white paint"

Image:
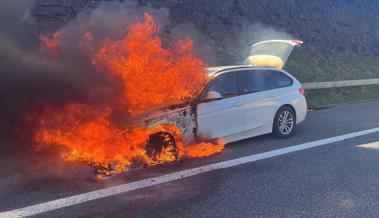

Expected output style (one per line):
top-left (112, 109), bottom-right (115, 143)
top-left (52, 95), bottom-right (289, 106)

top-left (357, 141), bottom-right (379, 150)
top-left (197, 66), bottom-right (307, 144)
top-left (2, 127), bottom-right (379, 218)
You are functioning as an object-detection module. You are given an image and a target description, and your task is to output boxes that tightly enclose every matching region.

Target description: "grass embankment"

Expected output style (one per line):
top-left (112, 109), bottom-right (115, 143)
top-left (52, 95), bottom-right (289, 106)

top-left (286, 54), bottom-right (379, 108)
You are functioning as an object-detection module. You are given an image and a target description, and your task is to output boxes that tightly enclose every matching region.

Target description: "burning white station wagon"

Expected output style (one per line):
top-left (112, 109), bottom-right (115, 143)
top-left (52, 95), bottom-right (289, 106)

top-left (138, 40), bottom-right (307, 158)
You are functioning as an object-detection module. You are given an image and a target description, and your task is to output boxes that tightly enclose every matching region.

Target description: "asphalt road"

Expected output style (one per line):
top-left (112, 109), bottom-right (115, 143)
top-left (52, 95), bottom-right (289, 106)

top-left (1, 100), bottom-right (379, 218)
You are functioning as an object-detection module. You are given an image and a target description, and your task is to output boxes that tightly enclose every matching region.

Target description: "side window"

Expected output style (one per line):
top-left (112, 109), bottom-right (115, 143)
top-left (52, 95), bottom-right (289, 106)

top-left (207, 73), bottom-right (239, 98)
top-left (241, 70), bottom-right (276, 93)
top-left (270, 70), bottom-right (293, 88)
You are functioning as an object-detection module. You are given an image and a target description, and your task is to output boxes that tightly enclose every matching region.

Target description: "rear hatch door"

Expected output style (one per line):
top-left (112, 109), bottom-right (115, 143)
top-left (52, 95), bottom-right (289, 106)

top-left (245, 40), bottom-right (303, 68)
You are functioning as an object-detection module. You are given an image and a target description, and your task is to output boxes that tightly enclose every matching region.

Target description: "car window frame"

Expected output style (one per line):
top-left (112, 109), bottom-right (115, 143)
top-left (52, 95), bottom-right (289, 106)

top-left (239, 69), bottom-right (277, 95)
top-left (269, 70), bottom-right (294, 88)
top-left (199, 71), bottom-right (242, 101)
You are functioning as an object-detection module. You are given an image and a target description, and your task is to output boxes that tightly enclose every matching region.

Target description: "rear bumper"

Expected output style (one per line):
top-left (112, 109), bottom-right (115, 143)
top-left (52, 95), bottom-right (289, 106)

top-left (296, 97), bottom-right (307, 124)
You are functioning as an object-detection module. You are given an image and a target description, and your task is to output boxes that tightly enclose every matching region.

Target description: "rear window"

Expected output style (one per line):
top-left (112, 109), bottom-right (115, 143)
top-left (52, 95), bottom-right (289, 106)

top-left (240, 70), bottom-right (276, 93)
top-left (270, 70), bottom-right (293, 88)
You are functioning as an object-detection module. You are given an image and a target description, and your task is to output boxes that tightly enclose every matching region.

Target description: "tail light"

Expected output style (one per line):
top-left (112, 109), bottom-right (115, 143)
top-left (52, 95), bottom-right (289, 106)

top-left (298, 87), bottom-right (305, 96)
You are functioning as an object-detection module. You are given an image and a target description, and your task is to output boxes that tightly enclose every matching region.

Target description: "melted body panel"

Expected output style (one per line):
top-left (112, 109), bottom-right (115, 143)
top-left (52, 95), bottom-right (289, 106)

top-left (141, 104), bottom-right (197, 144)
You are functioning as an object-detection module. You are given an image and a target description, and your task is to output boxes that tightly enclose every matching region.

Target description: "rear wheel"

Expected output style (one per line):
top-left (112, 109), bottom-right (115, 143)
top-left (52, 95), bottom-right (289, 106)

top-left (272, 106), bottom-right (296, 138)
top-left (146, 132), bottom-right (178, 163)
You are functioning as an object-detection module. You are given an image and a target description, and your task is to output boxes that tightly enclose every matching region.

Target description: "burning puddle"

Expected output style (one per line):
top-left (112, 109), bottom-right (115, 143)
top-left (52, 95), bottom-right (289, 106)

top-left (28, 13), bottom-right (224, 178)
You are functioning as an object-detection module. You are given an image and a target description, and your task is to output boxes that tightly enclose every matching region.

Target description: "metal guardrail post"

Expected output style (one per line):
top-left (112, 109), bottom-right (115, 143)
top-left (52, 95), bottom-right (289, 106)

top-left (302, 78), bottom-right (379, 90)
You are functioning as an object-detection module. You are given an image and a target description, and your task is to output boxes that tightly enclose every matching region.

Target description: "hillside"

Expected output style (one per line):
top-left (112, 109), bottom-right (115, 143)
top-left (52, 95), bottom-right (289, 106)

top-left (33, 0), bottom-right (379, 107)
top-left (34, 0), bottom-right (379, 60)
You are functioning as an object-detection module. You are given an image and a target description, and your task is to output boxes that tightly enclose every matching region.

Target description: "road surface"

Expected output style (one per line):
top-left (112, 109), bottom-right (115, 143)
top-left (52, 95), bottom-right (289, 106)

top-left (1, 101), bottom-right (379, 218)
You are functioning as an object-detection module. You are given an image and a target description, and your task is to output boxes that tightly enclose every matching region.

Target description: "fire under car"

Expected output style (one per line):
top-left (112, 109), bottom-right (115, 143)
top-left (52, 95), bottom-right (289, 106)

top-left (137, 40), bottom-right (307, 159)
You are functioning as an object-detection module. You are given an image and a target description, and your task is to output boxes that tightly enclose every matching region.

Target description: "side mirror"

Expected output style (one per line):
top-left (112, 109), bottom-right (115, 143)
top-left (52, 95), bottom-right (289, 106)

top-left (204, 91), bottom-right (223, 101)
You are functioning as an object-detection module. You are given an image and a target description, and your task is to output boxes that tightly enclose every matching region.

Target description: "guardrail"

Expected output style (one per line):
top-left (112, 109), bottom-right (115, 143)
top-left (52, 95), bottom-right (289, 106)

top-left (302, 78), bottom-right (379, 90)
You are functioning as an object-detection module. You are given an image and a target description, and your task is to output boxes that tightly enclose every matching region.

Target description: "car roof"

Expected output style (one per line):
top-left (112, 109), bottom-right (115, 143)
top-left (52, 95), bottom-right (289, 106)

top-left (206, 65), bottom-right (281, 77)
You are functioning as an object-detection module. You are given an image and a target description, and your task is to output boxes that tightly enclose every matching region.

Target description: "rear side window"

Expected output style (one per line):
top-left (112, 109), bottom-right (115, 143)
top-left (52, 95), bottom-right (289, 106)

top-left (207, 73), bottom-right (239, 98)
top-left (270, 70), bottom-right (293, 88)
top-left (240, 70), bottom-right (276, 93)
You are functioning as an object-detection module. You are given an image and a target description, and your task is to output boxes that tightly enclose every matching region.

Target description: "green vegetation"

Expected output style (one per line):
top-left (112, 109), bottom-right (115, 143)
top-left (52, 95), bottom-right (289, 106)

top-left (286, 53), bottom-right (379, 83)
top-left (285, 54), bottom-right (379, 108)
top-left (305, 85), bottom-right (379, 108)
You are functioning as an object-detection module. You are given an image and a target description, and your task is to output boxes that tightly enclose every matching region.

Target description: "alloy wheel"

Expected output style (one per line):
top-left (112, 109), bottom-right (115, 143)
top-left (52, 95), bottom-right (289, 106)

top-left (278, 110), bottom-right (294, 135)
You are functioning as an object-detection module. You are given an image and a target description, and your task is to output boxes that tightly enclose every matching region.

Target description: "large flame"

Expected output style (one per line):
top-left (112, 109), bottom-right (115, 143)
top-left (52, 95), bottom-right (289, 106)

top-left (92, 14), bottom-right (208, 116)
top-left (32, 13), bottom-right (224, 176)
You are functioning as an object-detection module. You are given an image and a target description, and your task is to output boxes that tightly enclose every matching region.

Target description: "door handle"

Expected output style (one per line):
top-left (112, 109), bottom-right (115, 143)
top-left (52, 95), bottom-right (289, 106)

top-left (233, 103), bottom-right (243, 107)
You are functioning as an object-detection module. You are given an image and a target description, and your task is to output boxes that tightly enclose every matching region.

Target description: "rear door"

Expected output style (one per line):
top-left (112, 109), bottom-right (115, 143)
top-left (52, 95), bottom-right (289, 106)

top-left (196, 72), bottom-right (245, 140)
top-left (238, 69), bottom-right (279, 132)
top-left (245, 40), bottom-right (303, 68)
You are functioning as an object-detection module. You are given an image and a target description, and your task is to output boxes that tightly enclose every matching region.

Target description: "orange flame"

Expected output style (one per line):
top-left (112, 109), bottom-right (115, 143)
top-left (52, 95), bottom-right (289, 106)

top-left (33, 13), bottom-right (225, 175)
top-left (92, 14), bottom-right (208, 116)
top-left (34, 104), bottom-right (179, 170)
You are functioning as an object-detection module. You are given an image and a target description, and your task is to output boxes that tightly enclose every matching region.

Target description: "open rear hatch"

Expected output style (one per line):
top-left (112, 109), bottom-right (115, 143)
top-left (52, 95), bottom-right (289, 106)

top-left (245, 40), bottom-right (303, 69)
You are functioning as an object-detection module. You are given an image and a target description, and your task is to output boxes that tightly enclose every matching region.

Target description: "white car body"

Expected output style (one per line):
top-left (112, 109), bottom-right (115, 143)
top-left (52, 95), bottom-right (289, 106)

top-left (141, 40), bottom-right (307, 145)
top-left (197, 66), bottom-right (307, 143)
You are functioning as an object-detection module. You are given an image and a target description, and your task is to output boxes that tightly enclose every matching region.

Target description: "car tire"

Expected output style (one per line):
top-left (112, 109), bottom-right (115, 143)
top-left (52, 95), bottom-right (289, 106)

top-left (272, 106), bottom-right (296, 138)
top-left (146, 132), bottom-right (178, 162)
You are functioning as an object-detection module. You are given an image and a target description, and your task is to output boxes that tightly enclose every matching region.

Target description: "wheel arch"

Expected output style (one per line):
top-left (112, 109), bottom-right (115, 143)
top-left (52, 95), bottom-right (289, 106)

top-left (273, 104), bottom-right (297, 127)
top-left (145, 122), bottom-right (188, 149)
top-left (281, 104), bottom-right (296, 118)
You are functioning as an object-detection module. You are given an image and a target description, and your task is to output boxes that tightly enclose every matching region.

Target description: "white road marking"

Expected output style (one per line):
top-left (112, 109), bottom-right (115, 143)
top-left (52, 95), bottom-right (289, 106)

top-left (2, 127), bottom-right (379, 218)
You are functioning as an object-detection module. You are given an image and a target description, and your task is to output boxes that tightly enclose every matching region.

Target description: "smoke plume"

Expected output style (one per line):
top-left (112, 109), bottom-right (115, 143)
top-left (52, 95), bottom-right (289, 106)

top-left (0, 1), bottom-right (175, 139)
top-left (236, 22), bottom-right (293, 64)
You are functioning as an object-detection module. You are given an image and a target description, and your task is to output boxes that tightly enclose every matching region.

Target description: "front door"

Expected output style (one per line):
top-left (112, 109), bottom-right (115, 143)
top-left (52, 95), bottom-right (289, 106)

top-left (196, 72), bottom-right (245, 140)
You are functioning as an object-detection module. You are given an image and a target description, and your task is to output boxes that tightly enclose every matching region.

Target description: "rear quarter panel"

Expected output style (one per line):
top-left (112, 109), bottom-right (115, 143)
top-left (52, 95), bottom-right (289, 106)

top-left (277, 71), bottom-right (307, 124)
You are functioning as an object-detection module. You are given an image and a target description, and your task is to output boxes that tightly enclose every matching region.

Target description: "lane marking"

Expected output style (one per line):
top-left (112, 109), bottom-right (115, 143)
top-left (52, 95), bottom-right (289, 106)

top-left (2, 127), bottom-right (379, 218)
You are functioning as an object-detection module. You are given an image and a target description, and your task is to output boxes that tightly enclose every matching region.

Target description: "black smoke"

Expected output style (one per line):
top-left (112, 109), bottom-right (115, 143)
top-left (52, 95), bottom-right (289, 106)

top-left (0, 1), bottom-right (166, 139)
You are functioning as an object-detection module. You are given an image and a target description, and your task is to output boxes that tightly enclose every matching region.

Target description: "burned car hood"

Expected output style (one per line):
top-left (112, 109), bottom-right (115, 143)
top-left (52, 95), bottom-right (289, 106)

top-left (142, 102), bottom-right (192, 122)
